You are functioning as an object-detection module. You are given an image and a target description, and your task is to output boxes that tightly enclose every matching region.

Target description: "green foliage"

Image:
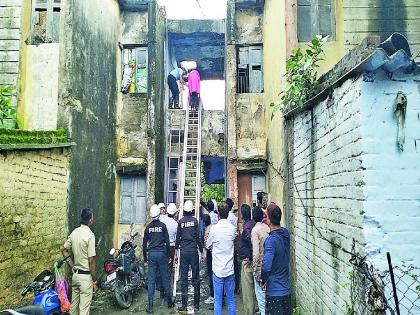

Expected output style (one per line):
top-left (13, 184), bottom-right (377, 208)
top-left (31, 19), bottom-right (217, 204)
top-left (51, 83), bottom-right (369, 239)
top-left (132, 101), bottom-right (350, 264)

top-left (0, 86), bottom-right (17, 128)
top-left (0, 128), bottom-right (69, 145)
top-left (201, 184), bottom-right (225, 203)
top-left (292, 307), bottom-right (304, 315)
top-left (272, 36), bottom-right (327, 117)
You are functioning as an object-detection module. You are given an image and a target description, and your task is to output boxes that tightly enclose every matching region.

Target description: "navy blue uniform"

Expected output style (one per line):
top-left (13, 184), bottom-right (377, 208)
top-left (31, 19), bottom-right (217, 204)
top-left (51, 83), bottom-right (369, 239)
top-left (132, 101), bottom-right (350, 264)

top-left (175, 213), bottom-right (203, 308)
top-left (143, 220), bottom-right (172, 304)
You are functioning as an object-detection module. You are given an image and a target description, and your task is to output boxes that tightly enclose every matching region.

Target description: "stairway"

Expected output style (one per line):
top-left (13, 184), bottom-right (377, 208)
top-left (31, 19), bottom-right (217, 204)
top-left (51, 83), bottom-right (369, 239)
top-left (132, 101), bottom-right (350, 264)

top-left (172, 106), bottom-right (202, 313)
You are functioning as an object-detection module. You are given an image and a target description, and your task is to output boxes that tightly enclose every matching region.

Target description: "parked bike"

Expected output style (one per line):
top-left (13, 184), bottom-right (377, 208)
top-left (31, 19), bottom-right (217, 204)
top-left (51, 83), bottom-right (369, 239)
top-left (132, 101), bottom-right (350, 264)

top-left (103, 225), bottom-right (146, 309)
top-left (1, 256), bottom-right (70, 315)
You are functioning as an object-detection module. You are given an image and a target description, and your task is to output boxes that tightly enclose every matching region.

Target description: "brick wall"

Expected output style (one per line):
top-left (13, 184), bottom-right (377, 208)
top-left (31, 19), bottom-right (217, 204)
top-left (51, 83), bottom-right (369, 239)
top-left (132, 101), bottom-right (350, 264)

top-left (0, 0), bottom-right (22, 89)
top-left (0, 148), bottom-right (69, 308)
top-left (359, 71), bottom-right (420, 271)
top-left (289, 77), bottom-right (365, 314)
top-left (288, 70), bottom-right (420, 313)
top-left (344, 0), bottom-right (420, 61)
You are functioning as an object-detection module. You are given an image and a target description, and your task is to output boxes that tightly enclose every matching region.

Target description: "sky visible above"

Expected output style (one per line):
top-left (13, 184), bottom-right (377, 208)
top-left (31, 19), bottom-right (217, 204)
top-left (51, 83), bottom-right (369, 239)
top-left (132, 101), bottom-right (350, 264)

top-left (157, 0), bottom-right (227, 19)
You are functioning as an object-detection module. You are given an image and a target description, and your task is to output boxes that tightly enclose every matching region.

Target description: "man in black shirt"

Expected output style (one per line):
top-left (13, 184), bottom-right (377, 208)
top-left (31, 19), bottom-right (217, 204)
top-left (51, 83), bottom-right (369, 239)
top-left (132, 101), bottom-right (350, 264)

top-left (143, 204), bottom-right (174, 313)
top-left (175, 200), bottom-right (203, 313)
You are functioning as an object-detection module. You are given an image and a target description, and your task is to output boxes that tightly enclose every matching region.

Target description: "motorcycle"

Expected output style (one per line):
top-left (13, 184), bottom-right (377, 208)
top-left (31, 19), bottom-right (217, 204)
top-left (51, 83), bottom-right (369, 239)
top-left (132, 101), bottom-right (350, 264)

top-left (103, 225), bottom-right (146, 309)
top-left (1, 256), bottom-right (70, 315)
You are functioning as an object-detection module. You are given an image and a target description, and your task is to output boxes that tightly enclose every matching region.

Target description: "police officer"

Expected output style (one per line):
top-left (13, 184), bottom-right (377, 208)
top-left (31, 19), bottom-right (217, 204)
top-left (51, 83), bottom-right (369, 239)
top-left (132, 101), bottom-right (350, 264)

top-left (61, 208), bottom-right (96, 315)
top-left (175, 200), bottom-right (203, 313)
top-left (160, 203), bottom-right (179, 278)
top-left (143, 204), bottom-right (175, 314)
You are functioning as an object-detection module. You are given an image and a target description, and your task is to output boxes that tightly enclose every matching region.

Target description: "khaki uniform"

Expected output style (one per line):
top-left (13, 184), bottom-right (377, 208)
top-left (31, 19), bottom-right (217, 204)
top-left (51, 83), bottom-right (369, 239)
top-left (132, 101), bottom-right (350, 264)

top-left (64, 225), bottom-right (96, 315)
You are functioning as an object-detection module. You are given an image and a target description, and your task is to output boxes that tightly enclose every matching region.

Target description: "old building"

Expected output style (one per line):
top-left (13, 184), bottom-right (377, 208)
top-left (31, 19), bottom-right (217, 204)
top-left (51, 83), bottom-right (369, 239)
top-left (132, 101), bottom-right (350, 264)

top-left (1, 0), bottom-right (419, 312)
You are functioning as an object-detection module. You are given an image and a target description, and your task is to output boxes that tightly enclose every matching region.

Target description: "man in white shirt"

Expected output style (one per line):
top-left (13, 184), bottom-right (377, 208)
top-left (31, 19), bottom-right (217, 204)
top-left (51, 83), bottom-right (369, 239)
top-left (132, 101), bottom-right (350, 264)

top-left (206, 203), bottom-right (237, 315)
top-left (159, 203), bottom-right (178, 278)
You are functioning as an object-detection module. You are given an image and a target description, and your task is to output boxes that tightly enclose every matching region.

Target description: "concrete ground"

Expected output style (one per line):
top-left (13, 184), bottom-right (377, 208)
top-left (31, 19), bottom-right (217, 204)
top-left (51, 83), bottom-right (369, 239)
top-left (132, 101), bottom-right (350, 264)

top-left (91, 270), bottom-right (245, 315)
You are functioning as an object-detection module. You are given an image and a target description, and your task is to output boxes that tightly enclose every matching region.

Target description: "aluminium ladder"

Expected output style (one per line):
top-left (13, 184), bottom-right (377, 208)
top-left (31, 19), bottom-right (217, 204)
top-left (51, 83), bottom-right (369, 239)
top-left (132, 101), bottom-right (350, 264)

top-left (172, 104), bottom-right (202, 312)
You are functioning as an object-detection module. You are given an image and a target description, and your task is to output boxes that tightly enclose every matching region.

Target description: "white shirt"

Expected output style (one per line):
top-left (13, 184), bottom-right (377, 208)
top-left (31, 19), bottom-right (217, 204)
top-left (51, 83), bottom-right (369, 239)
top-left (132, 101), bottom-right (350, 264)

top-left (170, 68), bottom-right (183, 80)
top-left (209, 211), bottom-right (219, 225)
top-left (227, 211), bottom-right (238, 228)
top-left (206, 219), bottom-right (237, 278)
top-left (160, 214), bottom-right (178, 246)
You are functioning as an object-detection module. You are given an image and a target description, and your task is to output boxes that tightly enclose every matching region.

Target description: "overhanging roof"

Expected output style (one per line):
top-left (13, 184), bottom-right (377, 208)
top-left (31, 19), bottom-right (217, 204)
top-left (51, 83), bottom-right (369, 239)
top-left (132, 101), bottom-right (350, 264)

top-left (118, 0), bottom-right (148, 11)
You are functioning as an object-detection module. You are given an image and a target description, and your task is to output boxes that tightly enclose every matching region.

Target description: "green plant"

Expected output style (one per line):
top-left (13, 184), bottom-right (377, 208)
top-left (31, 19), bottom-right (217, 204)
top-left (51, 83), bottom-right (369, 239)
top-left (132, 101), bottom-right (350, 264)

top-left (0, 86), bottom-right (17, 127)
top-left (292, 306), bottom-right (304, 315)
top-left (201, 184), bottom-right (225, 203)
top-left (272, 35), bottom-right (327, 116)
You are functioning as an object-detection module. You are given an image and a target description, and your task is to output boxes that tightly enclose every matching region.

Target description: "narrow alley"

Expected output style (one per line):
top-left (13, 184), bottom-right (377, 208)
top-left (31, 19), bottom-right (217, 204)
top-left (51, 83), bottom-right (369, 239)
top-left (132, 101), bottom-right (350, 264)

top-left (0, 0), bottom-right (419, 315)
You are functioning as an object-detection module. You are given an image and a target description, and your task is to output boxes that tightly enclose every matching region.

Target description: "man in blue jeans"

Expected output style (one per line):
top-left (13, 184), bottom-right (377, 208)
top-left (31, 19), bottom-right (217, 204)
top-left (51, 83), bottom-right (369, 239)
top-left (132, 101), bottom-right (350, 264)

top-left (143, 204), bottom-right (174, 313)
top-left (206, 203), bottom-right (237, 315)
top-left (260, 203), bottom-right (291, 315)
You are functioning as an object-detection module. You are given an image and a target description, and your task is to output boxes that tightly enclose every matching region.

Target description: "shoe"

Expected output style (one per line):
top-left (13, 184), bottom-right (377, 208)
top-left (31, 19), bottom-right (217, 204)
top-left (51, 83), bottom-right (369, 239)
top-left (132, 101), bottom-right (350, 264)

top-left (146, 298), bottom-right (153, 314)
top-left (177, 305), bottom-right (187, 314)
top-left (204, 297), bottom-right (214, 304)
top-left (168, 296), bottom-right (175, 308)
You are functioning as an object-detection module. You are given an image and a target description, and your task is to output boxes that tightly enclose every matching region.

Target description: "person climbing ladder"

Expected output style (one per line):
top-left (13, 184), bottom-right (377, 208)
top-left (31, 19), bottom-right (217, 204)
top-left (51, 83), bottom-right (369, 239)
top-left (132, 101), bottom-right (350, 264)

top-left (167, 66), bottom-right (184, 109)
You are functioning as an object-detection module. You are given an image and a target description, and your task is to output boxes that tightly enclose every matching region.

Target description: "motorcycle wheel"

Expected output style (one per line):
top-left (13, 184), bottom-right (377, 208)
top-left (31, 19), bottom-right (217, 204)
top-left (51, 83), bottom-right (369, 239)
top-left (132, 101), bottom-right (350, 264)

top-left (114, 281), bottom-right (133, 309)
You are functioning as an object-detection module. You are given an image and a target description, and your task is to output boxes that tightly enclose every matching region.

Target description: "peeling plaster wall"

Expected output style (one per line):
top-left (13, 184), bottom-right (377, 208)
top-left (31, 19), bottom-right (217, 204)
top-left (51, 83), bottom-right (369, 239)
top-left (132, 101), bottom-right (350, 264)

top-left (236, 94), bottom-right (265, 160)
top-left (121, 11), bottom-right (148, 45)
top-left (202, 110), bottom-right (225, 157)
top-left (117, 95), bottom-right (148, 166)
top-left (58, 0), bottom-right (121, 264)
top-left (21, 44), bottom-right (59, 130)
top-left (117, 10), bottom-right (148, 169)
top-left (235, 9), bottom-right (263, 44)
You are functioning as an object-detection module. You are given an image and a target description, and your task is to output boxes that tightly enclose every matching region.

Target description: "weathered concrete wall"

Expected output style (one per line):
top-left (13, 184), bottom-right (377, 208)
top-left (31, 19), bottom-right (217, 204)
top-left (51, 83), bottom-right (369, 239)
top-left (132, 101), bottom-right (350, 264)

top-left (289, 77), bottom-right (365, 314)
top-left (235, 9), bottom-right (262, 44)
top-left (0, 0), bottom-right (22, 90)
top-left (21, 44), bottom-right (59, 130)
top-left (117, 94), bottom-right (148, 165)
top-left (0, 148), bottom-right (69, 308)
top-left (236, 94), bottom-right (265, 160)
top-left (263, 0), bottom-right (287, 213)
top-left (202, 110), bottom-right (225, 157)
top-left (359, 71), bottom-right (420, 271)
top-left (58, 0), bottom-right (120, 263)
top-left (146, 2), bottom-right (166, 205)
top-left (121, 11), bottom-right (148, 45)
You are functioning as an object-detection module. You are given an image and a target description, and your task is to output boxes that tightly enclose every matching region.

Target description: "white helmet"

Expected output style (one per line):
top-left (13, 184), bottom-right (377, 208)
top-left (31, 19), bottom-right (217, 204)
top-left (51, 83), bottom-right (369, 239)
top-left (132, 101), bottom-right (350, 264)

top-left (184, 200), bottom-right (194, 213)
top-left (167, 203), bottom-right (177, 215)
top-left (157, 202), bottom-right (165, 209)
top-left (150, 204), bottom-right (160, 219)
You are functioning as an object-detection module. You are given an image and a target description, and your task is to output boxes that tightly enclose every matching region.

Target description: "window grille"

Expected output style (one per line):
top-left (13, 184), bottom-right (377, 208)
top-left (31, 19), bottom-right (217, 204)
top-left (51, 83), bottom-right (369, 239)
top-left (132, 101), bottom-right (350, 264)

top-left (31, 0), bottom-right (61, 43)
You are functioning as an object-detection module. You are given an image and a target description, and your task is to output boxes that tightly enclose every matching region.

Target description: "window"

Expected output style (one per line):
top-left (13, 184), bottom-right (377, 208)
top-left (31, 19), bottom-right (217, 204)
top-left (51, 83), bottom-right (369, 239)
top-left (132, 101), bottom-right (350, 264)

top-left (297, 0), bottom-right (335, 42)
top-left (166, 157), bottom-right (180, 204)
top-left (170, 129), bottom-right (184, 152)
top-left (121, 47), bottom-right (148, 94)
top-left (251, 175), bottom-right (265, 207)
top-left (31, 0), bottom-right (61, 43)
top-left (237, 46), bottom-right (263, 93)
top-left (120, 175), bottom-right (147, 224)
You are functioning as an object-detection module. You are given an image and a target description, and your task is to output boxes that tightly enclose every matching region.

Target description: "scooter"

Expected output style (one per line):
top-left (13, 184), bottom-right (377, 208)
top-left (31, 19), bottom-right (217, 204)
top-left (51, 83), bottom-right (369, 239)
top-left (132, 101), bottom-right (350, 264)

top-left (102, 224), bottom-right (146, 309)
top-left (1, 256), bottom-right (70, 315)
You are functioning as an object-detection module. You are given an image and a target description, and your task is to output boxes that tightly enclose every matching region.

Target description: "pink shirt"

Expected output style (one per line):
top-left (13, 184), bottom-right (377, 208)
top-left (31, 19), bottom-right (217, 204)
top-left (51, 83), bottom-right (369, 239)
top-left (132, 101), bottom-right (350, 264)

top-left (188, 70), bottom-right (201, 95)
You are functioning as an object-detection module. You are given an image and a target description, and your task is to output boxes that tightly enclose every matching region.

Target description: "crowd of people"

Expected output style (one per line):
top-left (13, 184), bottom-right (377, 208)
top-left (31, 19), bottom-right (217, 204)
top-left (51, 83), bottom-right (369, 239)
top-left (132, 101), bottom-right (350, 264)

top-left (143, 194), bottom-right (291, 315)
top-left (60, 194), bottom-right (291, 315)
